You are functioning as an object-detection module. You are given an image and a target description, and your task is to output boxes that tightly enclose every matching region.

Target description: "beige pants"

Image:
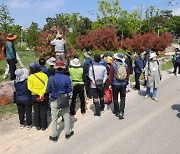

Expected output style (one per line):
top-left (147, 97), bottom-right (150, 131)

top-left (55, 53), bottom-right (67, 65)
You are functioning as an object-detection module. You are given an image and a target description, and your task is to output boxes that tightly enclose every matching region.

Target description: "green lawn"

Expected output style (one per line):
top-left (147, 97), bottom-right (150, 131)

top-left (0, 103), bottom-right (17, 117)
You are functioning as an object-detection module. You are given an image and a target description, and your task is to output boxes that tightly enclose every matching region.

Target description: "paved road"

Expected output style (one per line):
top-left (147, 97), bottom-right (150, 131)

top-left (18, 71), bottom-right (180, 154)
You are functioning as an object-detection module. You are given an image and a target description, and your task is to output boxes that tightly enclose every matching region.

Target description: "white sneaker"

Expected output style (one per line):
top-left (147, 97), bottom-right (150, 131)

top-left (20, 125), bottom-right (24, 129)
top-left (26, 125), bottom-right (31, 130)
top-left (170, 73), bottom-right (174, 76)
top-left (176, 74), bottom-right (179, 77)
top-left (144, 95), bottom-right (149, 99)
top-left (152, 97), bottom-right (158, 102)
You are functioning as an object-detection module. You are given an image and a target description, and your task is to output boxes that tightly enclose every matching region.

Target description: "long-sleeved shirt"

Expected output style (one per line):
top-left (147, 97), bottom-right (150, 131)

top-left (5, 41), bottom-right (16, 60)
top-left (27, 72), bottom-right (48, 96)
top-left (134, 56), bottom-right (144, 73)
top-left (89, 62), bottom-right (108, 88)
top-left (46, 71), bottom-right (72, 102)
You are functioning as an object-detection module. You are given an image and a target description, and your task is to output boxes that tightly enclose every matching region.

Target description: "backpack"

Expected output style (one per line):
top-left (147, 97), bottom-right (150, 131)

top-left (172, 54), bottom-right (176, 62)
top-left (114, 62), bottom-right (127, 80)
top-left (1, 45), bottom-right (6, 59)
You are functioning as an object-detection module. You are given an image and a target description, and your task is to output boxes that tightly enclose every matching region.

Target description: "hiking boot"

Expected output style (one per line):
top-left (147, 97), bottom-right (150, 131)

top-left (36, 127), bottom-right (41, 130)
top-left (94, 113), bottom-right (101, 117)
top-left (81, 110), bottom-right (86, 115)
top-left (119, 112), bottom-right (124, 120)
top-left (20, 125), bottom-right (24, 129)
top-left (41, 128), bottom-right (46, 131)
top-left (65, 131), bottom-right (74, 139)
top-left (152, 97), bottom-right (158, 102)
top-left (70, 111), bottom-right (76, 116)
top-left (49, 136), bottom-right (58, 141)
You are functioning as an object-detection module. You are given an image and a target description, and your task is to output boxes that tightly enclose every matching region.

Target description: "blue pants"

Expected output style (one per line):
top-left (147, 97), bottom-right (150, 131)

top-left (146, 87), bottom-right (158, 97)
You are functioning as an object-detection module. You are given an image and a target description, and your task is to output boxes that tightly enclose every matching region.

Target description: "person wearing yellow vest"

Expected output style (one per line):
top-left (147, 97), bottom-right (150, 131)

top-left (27, 62), bottom-right (48, 130)
top-left (69, 58), bottom-right (86, 115)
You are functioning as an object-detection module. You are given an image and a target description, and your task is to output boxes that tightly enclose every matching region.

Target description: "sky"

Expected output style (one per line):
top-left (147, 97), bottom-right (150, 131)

top-left (0, 0), bottom-right (180, 28)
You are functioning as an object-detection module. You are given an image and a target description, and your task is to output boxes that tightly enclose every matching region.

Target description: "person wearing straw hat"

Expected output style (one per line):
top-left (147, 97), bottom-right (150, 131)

top-left (144, 52), bottom-right (162, 101)
top-left (46, 61), bottom-right (74, 141)
top-left (50, 32), bottom-right (68, 65)
top-left (5, 33), bottom-right (17, 80)
top-left (69, 58), bottom-right (86, 115)
top-left (14, 68), bottom-right (32, 129)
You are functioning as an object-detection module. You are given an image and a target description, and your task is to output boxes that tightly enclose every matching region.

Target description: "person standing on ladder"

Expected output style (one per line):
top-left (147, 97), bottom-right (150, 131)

top-left (50, 32), bottom-right (68, 66)
top-left (5, 33), bottom-right (17, 80)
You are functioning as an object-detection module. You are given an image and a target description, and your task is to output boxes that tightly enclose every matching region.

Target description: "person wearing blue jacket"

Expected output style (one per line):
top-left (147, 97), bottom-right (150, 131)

top-left (5, 33), bottom-right (17, 80)
top-left (134, 51), bottom-right (144, 90)
top-left (14, 68), bottom-right (32, 129)
top-left (46, 61), bottom-right (74, 141)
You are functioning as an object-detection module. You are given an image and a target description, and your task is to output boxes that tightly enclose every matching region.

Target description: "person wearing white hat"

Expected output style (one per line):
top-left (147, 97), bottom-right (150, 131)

top-left (144, 52), bottom-right (162, 101)
top-left (69, 58), bottom-right (86, 115)
top-left (14, 68), bottom-right (32, 129)
top-left (50, 32), bottom-right (68, 65)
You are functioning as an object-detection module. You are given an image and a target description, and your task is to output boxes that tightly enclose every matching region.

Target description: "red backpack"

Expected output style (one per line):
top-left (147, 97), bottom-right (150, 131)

top-left (1, 42), bottom-right (7, 59)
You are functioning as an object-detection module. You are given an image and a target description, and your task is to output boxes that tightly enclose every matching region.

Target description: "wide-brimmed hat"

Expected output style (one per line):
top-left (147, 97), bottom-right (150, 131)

top-left (15, 68), bottom-right (29, 82)
top-left (7, 33), bottom-right (17, 41)
top-left (114, 53), bottom-right (125, 61)
top-left (70, 58), bottom-right (81, 67)
top-left (54, 61), bottom-right (66, 69)
top-left (56, 34), bottom-right (63, 39)
top-left (47, 57), bottom-right (56, 66)
top-left (150, 52), bottom-right (157, 59)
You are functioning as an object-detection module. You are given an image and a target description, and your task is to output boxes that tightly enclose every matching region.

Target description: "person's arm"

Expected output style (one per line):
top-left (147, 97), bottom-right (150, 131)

top-left (88, 66), bottom-right (95, 84)
top-left (67, 76), bottom-right (73, 93)
top-left (46, 78), bottom-right (52, 94)
top-left (50, 39), bottom-right (56, 45)
top-left (126, 65), bottom-right (130, 83)
top-left (103, 67), bottom-right (108, 84)
top-left (64, 40), bottom-right (68, 54)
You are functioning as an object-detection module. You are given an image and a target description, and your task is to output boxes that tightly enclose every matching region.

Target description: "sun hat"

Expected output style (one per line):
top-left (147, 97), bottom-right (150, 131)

top-left (114, 53), bottom-right (125, 62)
top-left (15, 68), bottom-right (29, 82)
top-left (54, 61), bottom-right (66, 69)
top-left (70, 58), bottom-right (81, 67)
top-left (149, 52), bottom-right (157, 59)
top-left (7, 33), bottom-right (17, 41)
top-left (94, 54), bottom-right (101, 62)
top-left (47, 57), bottom-right (56, 66)
top-left (29, 62), bottom-right (38, 70)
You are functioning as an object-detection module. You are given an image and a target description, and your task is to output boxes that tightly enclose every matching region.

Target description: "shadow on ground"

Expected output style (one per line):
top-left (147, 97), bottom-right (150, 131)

top-left (172, 104), bottom-right (180, 118)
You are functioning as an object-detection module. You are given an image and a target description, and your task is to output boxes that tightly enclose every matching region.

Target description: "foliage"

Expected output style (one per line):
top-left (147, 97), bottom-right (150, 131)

top-left (170, 16), bottom-right (180, 37)
top-left (25, 22), bottom-right (40, 48)
top-left (0, 5), bottom-right (14, 32)
top-left (76, 25), bottom-right (119, 51)
top-left (121, 32), bottom-right (173, 52)
top-left (35, 26), bottom-right (76, 58)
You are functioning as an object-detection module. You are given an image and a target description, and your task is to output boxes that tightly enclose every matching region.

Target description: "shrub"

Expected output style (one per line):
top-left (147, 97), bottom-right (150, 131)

top-left (121, 32), bottom-right (173, 52)
top-left (76, 25), bottom-right (119, 51)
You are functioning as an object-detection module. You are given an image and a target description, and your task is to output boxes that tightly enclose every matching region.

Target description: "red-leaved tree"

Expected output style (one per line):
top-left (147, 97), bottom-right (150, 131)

top-left (77, 26), bottom-right (119, 51)
top-left (35, 26), bottom-right (76, 58)
top-left (0, 32), bottom-right (6, 60)
top-left (121, 32), bottom-right (173, 52)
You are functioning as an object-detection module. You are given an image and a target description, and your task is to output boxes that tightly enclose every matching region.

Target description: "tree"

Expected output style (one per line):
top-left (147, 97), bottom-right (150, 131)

top-left (0, 5), bottom-right (14, 32)
top-left (25, 22), bottom-right (40, 48)
top-left (170, 16), bottom-right (180, 38)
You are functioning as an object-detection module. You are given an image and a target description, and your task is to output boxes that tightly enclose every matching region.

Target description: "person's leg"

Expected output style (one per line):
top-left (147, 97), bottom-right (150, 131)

top-left (177, 63), bottom-right (180, 75)
top-left (98, 88), bottom-right (105, 111)
top-left (70, 85), bottom-right (78, 115)
top-left (32, 96), bottom-right (41, 128)
top-left (50, 100), bottom-right (59, 137)
top-left (112, 85), bottom-right (120, 115)
top-left (92, 88), bottom-right (101, 116)
top-left (126, 78), bottom-right (131, 92)
top-left (7, 59), bottom-right (16, 80)
top-left (61, 107), bottom-right (72, 135)
top-left (135, 73), bottom-right (141, 90)
top-left (16, 102), bottom-right (25, 125)
top-left (173, 62), bottom-right (178, 74)
top-left (55, 53), bottom-right (61, 61)
top-left (40, 100), bottom-right (48, 129)
top-left (78, 84), bottom-right (86, 113)
top-left (25, 101), bottom-right (32, 126)
top-left (145, 87), bottom-right (151, 97)
top-left (152, 88), bottom-right (158, 98)
top-left (119, 84), bottom-right (126, 115)
top-left (60, 53), bottom-right (67, 66)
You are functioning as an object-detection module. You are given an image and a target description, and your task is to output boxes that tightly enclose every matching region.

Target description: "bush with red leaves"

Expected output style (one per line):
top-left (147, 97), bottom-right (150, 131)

top-left (121, 32), bottom-right (173, 52)
top-left (35, 26), bottom-right (76, 58)
top-left (76, 26), bottom-right (119, 51)
top-left (0, 32), bottom-right (6, 60)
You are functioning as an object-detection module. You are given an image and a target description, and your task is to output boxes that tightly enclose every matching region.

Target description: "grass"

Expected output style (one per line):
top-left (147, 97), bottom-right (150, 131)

top-left (0, 103), bottom-right (17, 117)
top-left (161, 60), bottom-right (173, 71)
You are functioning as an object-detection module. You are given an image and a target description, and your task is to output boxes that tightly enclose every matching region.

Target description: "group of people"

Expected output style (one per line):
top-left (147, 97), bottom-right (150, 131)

top-left (5, 32), bottom-right (164, 142)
